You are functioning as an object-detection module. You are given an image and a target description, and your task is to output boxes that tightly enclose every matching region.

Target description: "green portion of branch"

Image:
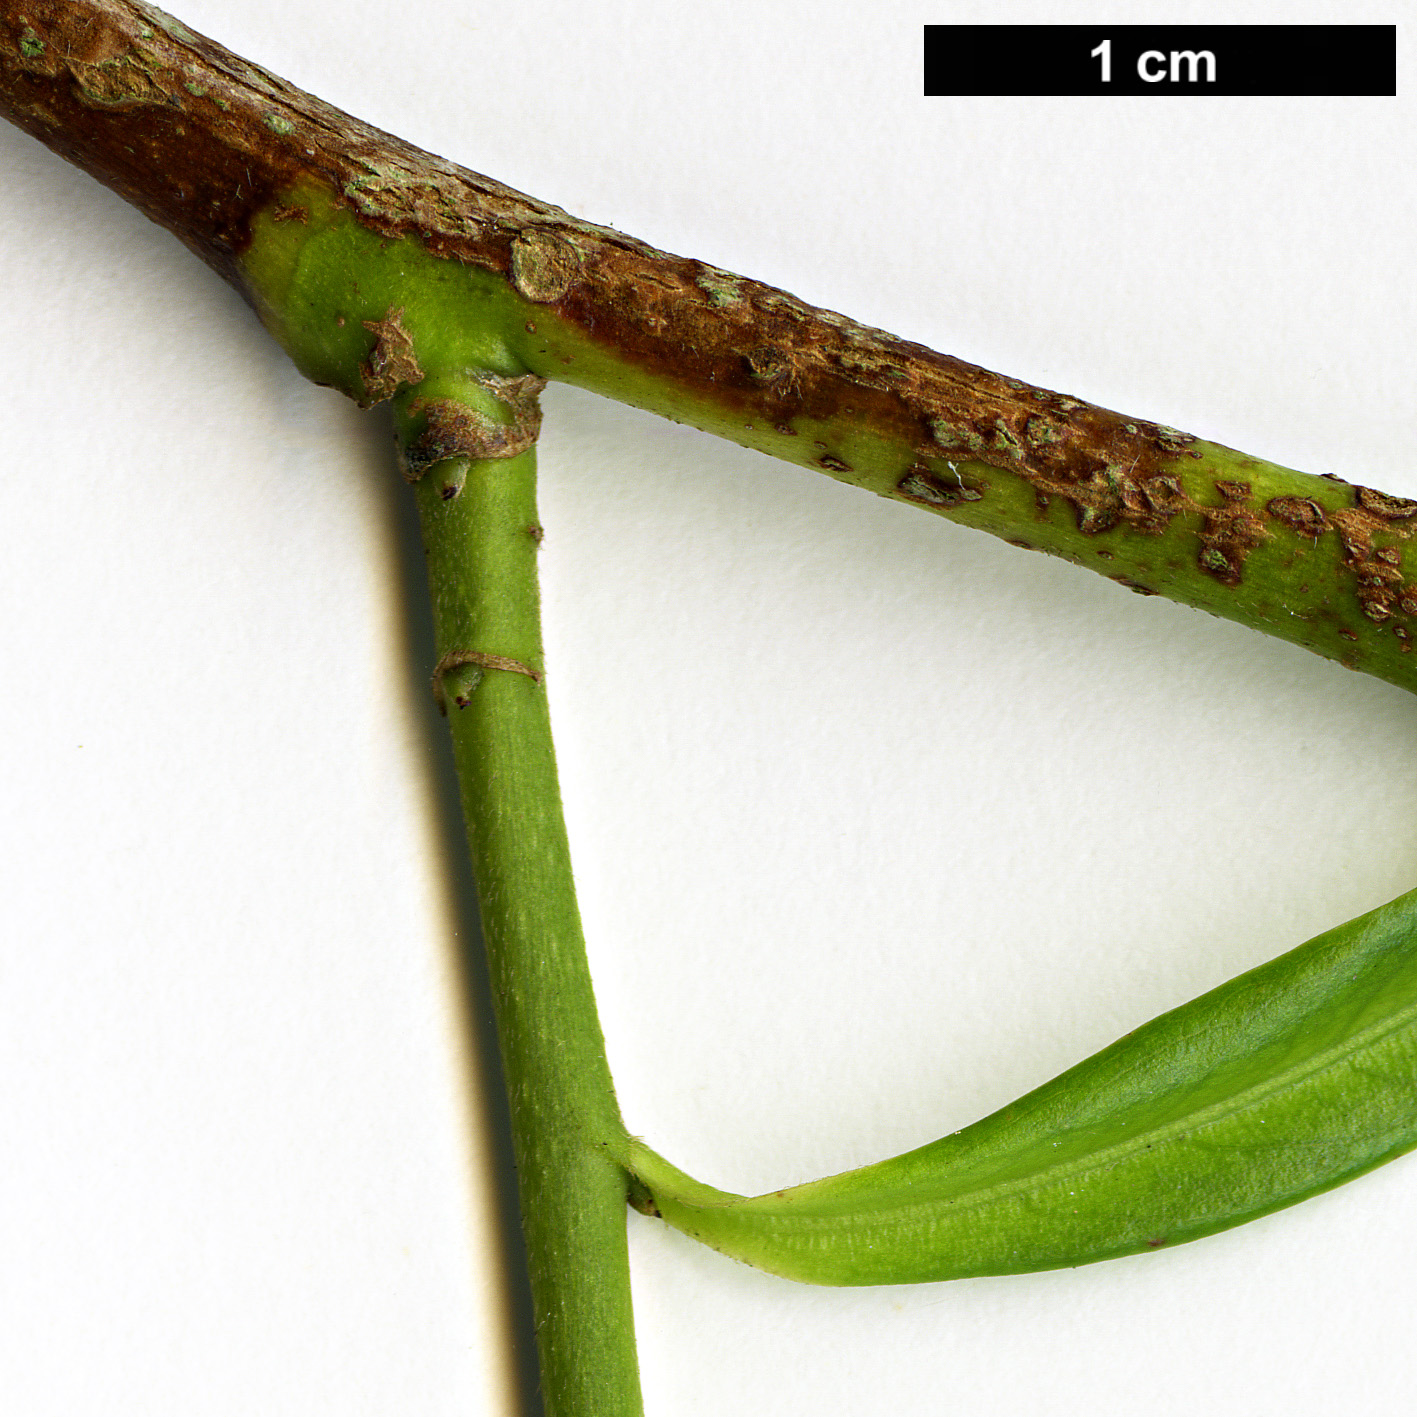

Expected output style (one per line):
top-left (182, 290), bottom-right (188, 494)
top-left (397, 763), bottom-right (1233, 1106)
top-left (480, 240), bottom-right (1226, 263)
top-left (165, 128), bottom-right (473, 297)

top-left (4, 2), bottom-right (1415, 693)
top-left (399, 375), bottom-right (642, 1417)
top-left (622, 886), bottom-right (1417, 1286)
top-left (244, 188), bottom-right (1417, 701)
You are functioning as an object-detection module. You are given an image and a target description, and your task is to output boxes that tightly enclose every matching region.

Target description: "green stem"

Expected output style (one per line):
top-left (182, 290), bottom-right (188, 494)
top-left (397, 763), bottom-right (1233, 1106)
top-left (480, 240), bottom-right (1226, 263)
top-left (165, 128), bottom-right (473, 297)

top-left (396, 376), bottom-right (643, 1417)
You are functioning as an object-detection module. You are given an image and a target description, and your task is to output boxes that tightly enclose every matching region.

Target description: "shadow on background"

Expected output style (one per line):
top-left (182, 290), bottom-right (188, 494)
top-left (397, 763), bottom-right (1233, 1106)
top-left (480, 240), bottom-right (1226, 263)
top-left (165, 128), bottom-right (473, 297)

top-left (366, 407), bottom-right (545, 1417)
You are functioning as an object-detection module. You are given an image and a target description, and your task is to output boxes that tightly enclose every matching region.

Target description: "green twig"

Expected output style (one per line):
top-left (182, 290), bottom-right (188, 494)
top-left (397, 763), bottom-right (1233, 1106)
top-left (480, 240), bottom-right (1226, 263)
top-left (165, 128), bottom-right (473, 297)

top-left (395, 373), bottom-right (643, 1417)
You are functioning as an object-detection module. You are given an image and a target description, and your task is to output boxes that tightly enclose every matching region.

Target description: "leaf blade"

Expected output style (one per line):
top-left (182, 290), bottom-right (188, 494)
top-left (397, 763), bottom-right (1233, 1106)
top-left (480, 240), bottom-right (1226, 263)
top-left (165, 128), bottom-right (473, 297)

top-left (627, 888), bottom-right (1417, 1284)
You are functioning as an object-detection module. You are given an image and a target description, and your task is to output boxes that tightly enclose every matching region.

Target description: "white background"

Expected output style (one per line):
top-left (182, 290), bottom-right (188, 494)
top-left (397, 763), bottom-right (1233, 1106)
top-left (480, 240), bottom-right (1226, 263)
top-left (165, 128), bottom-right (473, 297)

top-left (3, 1), bottom-right (1415, 1413)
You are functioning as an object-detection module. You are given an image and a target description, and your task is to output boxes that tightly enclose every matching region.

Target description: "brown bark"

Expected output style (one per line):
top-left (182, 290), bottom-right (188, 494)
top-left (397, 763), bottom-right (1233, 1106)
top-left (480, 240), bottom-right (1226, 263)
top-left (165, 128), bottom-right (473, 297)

top-left (0, 0), bottom-right (1202, 515)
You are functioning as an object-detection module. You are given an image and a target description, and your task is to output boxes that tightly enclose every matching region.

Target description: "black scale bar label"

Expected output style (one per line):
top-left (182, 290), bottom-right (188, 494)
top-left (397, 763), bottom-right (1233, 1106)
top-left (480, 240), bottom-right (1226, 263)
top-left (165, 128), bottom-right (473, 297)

top-left (924, 26), bottom-right (1395, 97)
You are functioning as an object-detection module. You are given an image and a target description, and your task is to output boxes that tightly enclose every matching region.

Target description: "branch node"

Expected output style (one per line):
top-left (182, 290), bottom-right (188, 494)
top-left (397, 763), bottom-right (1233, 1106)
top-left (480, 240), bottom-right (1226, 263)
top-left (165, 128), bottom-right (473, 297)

top-left (431, 648), bottom-right (541, 713)
top-left (400, 374), bottom-right (548, 482)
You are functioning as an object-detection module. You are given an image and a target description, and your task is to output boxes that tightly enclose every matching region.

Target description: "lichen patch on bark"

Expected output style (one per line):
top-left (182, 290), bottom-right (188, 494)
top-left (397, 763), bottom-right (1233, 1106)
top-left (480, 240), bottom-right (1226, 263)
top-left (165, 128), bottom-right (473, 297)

top-left (920, 404), bottom-right (1203, 542)
top-left (1196, 481), bottom-right (1268, 587)
top-left (510, 230), bottom-right (582, 304)
top-left (1266, 496), bottom-right (1329, 537)
top-left (1261, 483), bottom-right (1417, 633)
top-left (694, 267), bottom-right (746, 308)
top-left (1326, 489), bottom-right (1417, 625)
top-left (897, 466), bottom-right (985, 508)
top-left (360, 305), bottom-right (423, 406)
top-left (1357, 487), bottom-right (1417, 521)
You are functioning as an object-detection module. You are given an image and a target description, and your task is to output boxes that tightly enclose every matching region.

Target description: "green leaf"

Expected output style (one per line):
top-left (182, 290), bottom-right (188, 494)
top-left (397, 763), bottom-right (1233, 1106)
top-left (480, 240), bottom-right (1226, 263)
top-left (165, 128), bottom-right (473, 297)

top-left (626, 887), bottom-right (1417, 1284)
